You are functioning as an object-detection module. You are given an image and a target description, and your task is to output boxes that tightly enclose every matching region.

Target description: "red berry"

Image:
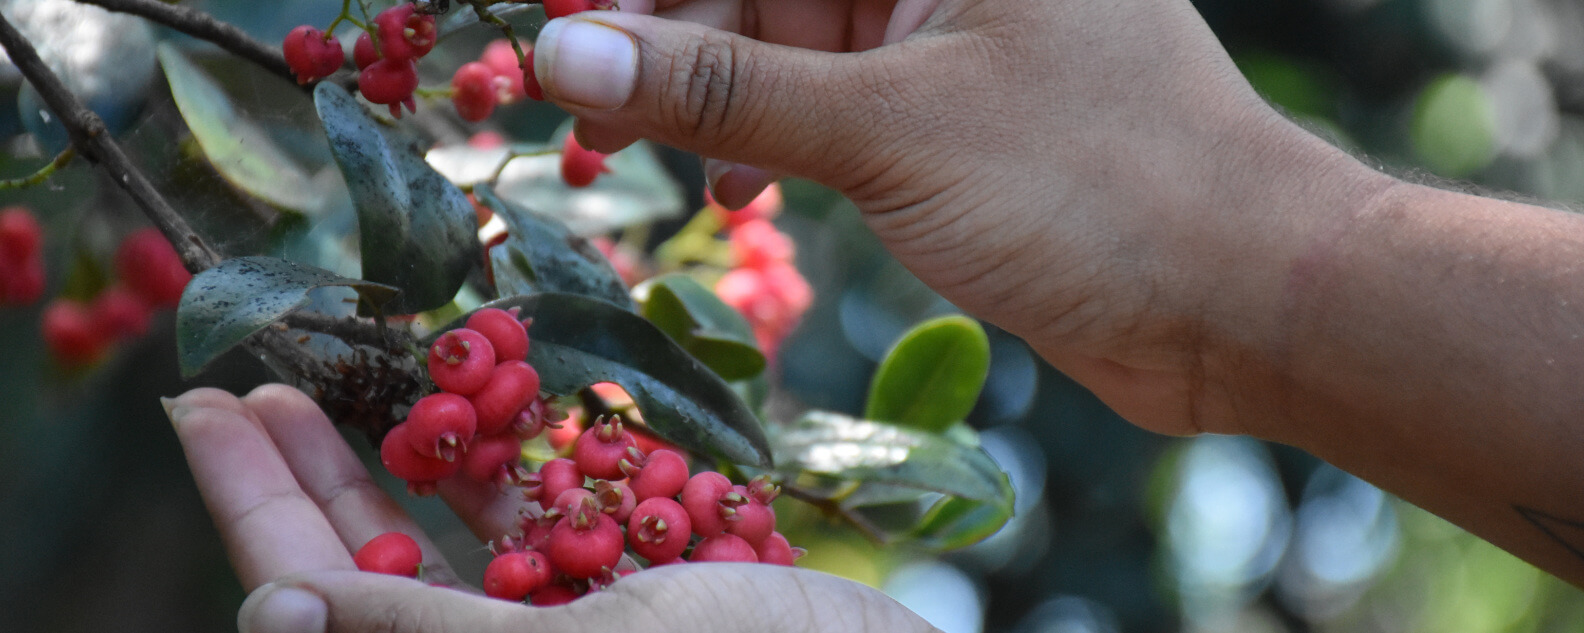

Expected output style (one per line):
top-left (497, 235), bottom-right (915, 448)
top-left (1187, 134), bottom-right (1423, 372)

top-left (358, 58), bottom-right (419, 116)
top-left (572, 415), bottom-right (637, 480)
top-left (0, 206), bottom-right (42, 263)
top-left (551, 487), bottom-right (594, 516)
top-left (427, 328), bottom-right (496, 395)
top-left (729, 219), bottom-right (793, 270)
top-left (373, 4), bottom-right (437, 62)
top-left (469, 360), bottom-right (541, 435)
top-left (522, 48), bottom-right (544, 101)
top-left (560, 134), bottom-right (609, 188)
top-left (404, 392), bottom-right (478, 461)
top-left (511, 397), bottom-right (558, 440)
top-left (519, 511), bottom-right (558, 551)
top-left (543, 0), bottom-right (597, 19)
top-left (115, 228), bottom-right (192, 309)
top-left (483, 550), bottom-right (551, 601)
top-left (480, 40), bottom-right (527, 103)
top-left (465, 308), bottom-right (530, 363)
top-left (621, 448), bottom-right (689, 502)
top-left (724, 491), bottom-right (775, 546)
top-left (592, 479), bottom-right (635, 523)
top-left (680, 471), bottom-right (734, 537)
top-left (754, 531), bottom-right (798, 566)
top-left (92, 284), bottom-right (152, 339)
top-left (531, 457), bottom-right (584, 505)
top-left (528, 583), bottom-right (581, 606)
top-left (3, 257), bottom-right (44, 306)
top-left (353, 532), bottom-right (422, 577)
top-left (42, 298), bottom-right (108, 366)
top-left (282, 25), bottom-right (345, 84)
top-left (690, 533), bottom-right (758, 563)
top-left (627, 497), bottom-right (690, 564)
top-left (380, 422), bottom-right (461, 487)
top-left (546, 414), bottom-right (582, 453)
top-left (546, 498), bottom-right (624, 578)
top-left (460, 432), bottom-right (529, 486)
top-left (451, 62), bottom-right (498, 122)
top-left (353, 31), bottom-right (380, 70)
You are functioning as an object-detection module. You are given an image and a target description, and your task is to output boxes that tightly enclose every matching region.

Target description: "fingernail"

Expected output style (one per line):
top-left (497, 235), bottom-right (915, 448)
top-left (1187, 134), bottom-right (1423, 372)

top-left (238, 583), bottom-right (327, 633)
top-left (535, 17), bottom-right (638, 110)
top-left (704, 158), bottom-right (734, 196)
top-left (160, 397), bottom-right (179, 420)
top-left (164, 402), bottom-right (190, 427)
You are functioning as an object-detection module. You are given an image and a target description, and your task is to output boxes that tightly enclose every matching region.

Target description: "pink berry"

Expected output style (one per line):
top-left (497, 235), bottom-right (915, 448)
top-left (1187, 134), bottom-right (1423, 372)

top-left (404, 393), bottom-right (478, 461)
top-left (483, 550), bottom-right (551, 601)
top-left (358, 58), bottom-right (419, 116)
top-left (593, 479), bottom-right (636, 523)
top-left (621, 448), bottom-right (689, 501)
top-left (755, 532), bottom-right (798, 566)
top-left (427, 328), bottom-right (496, 395)
top-left (92, 284), bottom-right (152, 339)
top-left (729, 219), bottom-right (794, 270)
top-left (451, 62), bottom-right (498, 122)
top-left (353, 31), bottom-right (380, 70)
top-left (465, 307), bottom-right (529, 362)
top-left (551, 487), bottom-right (594, 516)
top-left (542, 0), bottom-right (597, 19)
top-left (690, 533), bottom-right (758, 563)
top-left (468, 360), bottom-right (541, 435)
top-left (479, 40), bottom-right (527, 102)
top-left (627, 497), bottom-right (691, 564)
top-left (353, 532), bottom-right (422, 577)
top-left (560, 134), bottom-right (609, 188)
top-left (373, 4), bottom-right (437, 62)
top-left (531, 458), bottom-right (584, 505)
top-left (572, 415), bottom-right (637, 480)
top-left (116, 228), bottom-right (192, 309)
top-left (725, 491), bottom-right (775, 546)
top-left (460, 432), bottom-right (528, 486)
top-left (546, 498), bottom-right (624, 578)
top-left (681, 471), bottom-right (735, 537)
top-left (42, 299), bottom-right (108, 366)
top-left (0, 206), bottom-right (42, 263)
top-left (282, 25), bottom-right (344, 84)
top-left (380, 422), bottom-right (461, 487)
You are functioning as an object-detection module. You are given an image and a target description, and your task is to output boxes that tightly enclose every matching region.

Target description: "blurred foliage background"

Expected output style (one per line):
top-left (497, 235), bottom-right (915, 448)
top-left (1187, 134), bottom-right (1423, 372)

top-left (2, 0), bottom-right (1583, 631)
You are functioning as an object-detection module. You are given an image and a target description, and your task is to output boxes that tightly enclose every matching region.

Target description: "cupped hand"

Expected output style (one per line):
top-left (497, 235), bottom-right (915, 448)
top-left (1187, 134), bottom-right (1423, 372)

top-left (537, 0), bottom-right (1388, 436)
top-left (166, 385), bottom-right (936, 633)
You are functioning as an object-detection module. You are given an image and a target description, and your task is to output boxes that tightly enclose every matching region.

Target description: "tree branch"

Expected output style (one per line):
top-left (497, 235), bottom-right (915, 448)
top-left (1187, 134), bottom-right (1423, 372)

top-left (0, 10), bottom-right (220, 272)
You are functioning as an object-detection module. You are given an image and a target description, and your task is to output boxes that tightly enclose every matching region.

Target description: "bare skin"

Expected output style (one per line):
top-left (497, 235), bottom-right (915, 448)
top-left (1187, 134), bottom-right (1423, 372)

top-left (170, 0), bottom-right (1584, 630)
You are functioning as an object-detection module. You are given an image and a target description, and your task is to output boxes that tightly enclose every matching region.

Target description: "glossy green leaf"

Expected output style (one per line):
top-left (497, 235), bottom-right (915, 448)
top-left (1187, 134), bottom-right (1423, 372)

top-left (158, 45), bottom-right (323, 215)
top-left (457, 293), bottom-right (770, 467)
top-left (637, 273), bottom-right (765, 380)
top-left (475, 185), bottom-right (635, 311)
top-left (772, 410), bottom-right (1009, 504)
top-left (314, 83), bottom-right (479, 314)
top-left (911, 490), bottom-right (1016, 550)
top-left (865, 315), bottom-right (991, 433)
top-left (176, 256), bottom-right (398, 377)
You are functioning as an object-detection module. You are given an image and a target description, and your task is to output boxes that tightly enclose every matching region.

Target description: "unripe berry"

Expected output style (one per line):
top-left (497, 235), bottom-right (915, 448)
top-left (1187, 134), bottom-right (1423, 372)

top-left (427, 328), bottom-right (496, 395)
top-left (92, 284), bottom-right (152, 339)
top-left (451, 62), bottom-right (498, 122)
top-left (754, 531), bottom-right (798, 566)
top-left (572, 415), bottom-right (637, 480)
top-left (547, 498), bottom-right (624, 578)
top-left (115, 228), bottom-right (192, 309)
top-left (373, 4), bottom-right (437, 62)
top-left (353, 532), bottom-right (422, 577)
top-left (404, 392), bottom-right (478, 461)
top-left (627, 497), bottom-right (691, 564)
top-left (42, 299), bottom-right (108, 366)
top-left (621, 448), bottom-right (689, 501)
top-left (560, 134), bottom-right (609, 188)
top-left (483, 550), bottom-right (551, 601)
top-left (690, 533), bottom-right (758, 563)
top-left (681, 471), bottom-right (735, 537)
top-left (465, 307), bottom-right (529, 362)
top-left (0, 206), bottom-right (43, 263)
top-left (469, 360), bottom-right (541, 435)
top-left (352, 32), bottom-right (380, 70)
top-left (282, 25), bottom-right (345, 84)
top-left (380, 422), bottom-right (461, 487)
top-left (358, 58), bottom-right (419, 117)
top-left (460, 432), bottom-right (528, 486)
top-left (542, 0), bottom-right (597, 19)
top-left (530, 457), bottom-right (584, 505)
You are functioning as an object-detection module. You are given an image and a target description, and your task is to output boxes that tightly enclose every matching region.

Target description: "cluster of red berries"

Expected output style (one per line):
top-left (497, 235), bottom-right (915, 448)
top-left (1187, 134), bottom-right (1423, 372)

top-left (42, 227), bottom-right (191, 367)
top-left (283, 3), bottom-right (439, 118)
top-left (0, 206), bottom-right (44, 307)
top-left (381, 307), bottom-right (554, 495)
top-left (710, 186), bottom-right (813, 359)
top-left (450, 39), bottom-right (543, 123)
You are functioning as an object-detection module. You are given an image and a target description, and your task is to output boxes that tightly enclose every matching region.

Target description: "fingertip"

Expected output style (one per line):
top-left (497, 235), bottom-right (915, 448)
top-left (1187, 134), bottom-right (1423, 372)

top-left (706, 162), bottom-right (776, 210)
top-left (169, 387), bottom-right (248, 418)
top-left (239, 583), bottom-right (327, 633)
top-left (572, 118), bottom-right (640, 154)
top-left (242, 384), bottom-right (322, 419)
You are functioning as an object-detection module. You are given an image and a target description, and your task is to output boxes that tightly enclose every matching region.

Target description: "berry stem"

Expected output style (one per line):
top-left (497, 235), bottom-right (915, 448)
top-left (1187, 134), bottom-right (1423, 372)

top-left (465, 2), bottom-right (527, 62)
top-left (778, 482), bottom-right (891, 546)
top-left (0, 147), bottom-right (75, 191)
top-left (325, 0), bottom-right (370, 38)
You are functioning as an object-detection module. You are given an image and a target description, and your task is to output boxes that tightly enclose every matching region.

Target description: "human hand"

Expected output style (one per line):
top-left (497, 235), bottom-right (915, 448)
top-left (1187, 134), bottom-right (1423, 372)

top-left (166, 384), bottom-right (937, 633)
top-left (534, 0), bottom-right (1393, 436)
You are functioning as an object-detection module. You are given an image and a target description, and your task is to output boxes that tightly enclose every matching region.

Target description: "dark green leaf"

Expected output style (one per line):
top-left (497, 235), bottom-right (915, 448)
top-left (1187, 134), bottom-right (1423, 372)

top-left (911, 491), bottom-right (1015, 550)
top-left (474, 185), bottom-right (635, 311)
top-left (638, 273), bottom-right (765, 380)
top-left (314, 83), bottom-right (479, 313)
top-left (159, 45), bottom-right (324, 215)
top-left (176, 256), bottom-right (398, 377)
top-left (772, 410), bottom-right (1009, 503)
top-left (865, 315), bottom-right (990, 433)
top-left (460, 293), bottom-right (770, 466)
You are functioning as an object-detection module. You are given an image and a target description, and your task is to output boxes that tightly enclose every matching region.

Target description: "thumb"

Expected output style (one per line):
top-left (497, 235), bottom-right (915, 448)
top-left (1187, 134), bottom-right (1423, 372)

top-left (237, 571), bottom-right (548, 633)
top-left (531, 12), bottom-right (909, 190)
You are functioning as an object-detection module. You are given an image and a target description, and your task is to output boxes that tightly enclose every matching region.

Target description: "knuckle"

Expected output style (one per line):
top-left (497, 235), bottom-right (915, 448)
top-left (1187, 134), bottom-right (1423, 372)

top-left (662, 33), bottom-right (741, 139)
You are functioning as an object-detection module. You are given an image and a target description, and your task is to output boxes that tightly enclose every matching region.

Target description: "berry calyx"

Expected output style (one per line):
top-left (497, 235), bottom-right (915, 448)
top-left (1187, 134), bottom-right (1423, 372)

top-left (427, 328), bottom-right (496, 395)
top-left (546, 497), bottom-right (624, 578)
top-left (358, 58), bottom-right (419, 118)
top-left (469, 360), bottom-right (541, 435)
top-left (483, 550), bottom-right (551, 601)
top-left (592, 479), bottom-right (635, 523)
top-left (724, 487), bottom-right (775, 546)
top-left (621, 448), bottom-right (689, 501)
top-left (551, 487), bottom-right (595, 516)
top-left (690, 533), bottom-right (758, 563)
top-left (42, 299), bottom-right (108, 366)
top-left (465, 307), bottom-right (530, 363)
top-left (680, 471), bottom-right (734, 537)
top-left (115, 228), bottom-right (192, 309)
top-left (560, 134), bottom-right (609, 188)
top-left (451, 62), bottom-right (498, 122)
top-left (380, 422), bottom-right (461, 490)
top-left (373, 4), bottom-right (437, 62)
top-left (404, 393), bottom-right (478, 461)
top-left (627, 497), bottom-right (691, 564)
top-left (572, 415), bottom-right (637, 480)
top-left (282, 25), bottom-right (344, 84)
top-left (353, 532), bottom-right (423, 577)
top-left (511, 397), bottom-right (559, 440)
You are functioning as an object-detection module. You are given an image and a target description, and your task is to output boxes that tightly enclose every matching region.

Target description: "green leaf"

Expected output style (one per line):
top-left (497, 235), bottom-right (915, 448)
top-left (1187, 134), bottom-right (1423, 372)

top-left (772, 411), bottom-right (1009, 504)
top-left (637, 273), bottom-right (765, 381)
top-left (911, 491), bottom-right (1015, 550)
top-left (474, 185), bottom-right (635, 311)
top-left (864, 315), bottom-right (991, 433)
top-left (462, 293), bottom-right (770, 467)
top-left (158, 45), bottom-right (324, 215)
top-left (313, 83), bottom-right (480, 314)
top-left (176, 256), bottom-right (398, 377)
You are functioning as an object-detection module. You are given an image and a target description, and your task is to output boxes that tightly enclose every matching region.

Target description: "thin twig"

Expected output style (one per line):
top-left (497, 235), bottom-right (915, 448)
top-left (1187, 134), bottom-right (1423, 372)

top-left (0, 11), bottom-right (219, 271)
top-left (780, 483), bottom-right (890, 545)
top-left (0, 147), bottom-right (74, 190)
top-left (280, 312), bottom-right (410, 351)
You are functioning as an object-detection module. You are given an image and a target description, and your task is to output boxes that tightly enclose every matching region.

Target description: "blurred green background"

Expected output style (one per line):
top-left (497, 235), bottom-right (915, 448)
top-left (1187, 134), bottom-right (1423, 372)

top-left (3, 0), bottom-right (1583, 631)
